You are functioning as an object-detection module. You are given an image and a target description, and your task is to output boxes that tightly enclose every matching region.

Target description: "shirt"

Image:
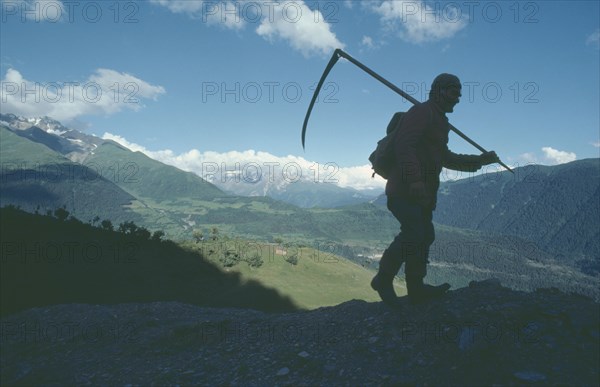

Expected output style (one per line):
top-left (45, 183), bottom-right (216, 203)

top-left (385, 99), bottom-right (482, 209)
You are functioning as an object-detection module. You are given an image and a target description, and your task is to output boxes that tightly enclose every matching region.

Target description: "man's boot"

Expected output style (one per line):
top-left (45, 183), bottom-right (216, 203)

top-left (406, 275), bottom-right (451, 304)
top-left (405, 258), bottom-right (450, 304)
top-left (371, 250), bottom-right (403, 306)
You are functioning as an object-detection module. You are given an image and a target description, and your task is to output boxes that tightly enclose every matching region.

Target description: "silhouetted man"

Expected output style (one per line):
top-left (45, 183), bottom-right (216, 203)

top-left (371, 73), bottom-right (499, 305)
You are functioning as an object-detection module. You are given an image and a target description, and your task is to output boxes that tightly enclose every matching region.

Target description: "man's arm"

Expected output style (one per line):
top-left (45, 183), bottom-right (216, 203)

top-left (444, 149), bottom-right (500, 172)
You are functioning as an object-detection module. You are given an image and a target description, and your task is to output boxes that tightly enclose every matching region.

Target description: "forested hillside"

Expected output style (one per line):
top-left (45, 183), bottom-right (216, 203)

top-left (434, 159), bottom-right (600, 274)
top-left (367, 159), bottom-right (600, 289)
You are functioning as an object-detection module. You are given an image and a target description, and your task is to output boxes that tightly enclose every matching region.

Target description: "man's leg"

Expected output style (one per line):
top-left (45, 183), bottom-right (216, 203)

top-left (371, 243), bottom-right (404, 305)
top-left (371, 196), bottom-right (423, 305)
top-left (405, 209), bottom-right (450, 304)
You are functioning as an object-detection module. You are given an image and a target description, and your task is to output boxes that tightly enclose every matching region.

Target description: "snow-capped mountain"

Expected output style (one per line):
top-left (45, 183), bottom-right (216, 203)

top-left (0, 114), bottom-right (381, 207)
top-left (1, 113), bottom-right (111, 163)
top-left (196, 156), bottom-right (381, 207)
top-left (212, 173), bottom-right (380, 208)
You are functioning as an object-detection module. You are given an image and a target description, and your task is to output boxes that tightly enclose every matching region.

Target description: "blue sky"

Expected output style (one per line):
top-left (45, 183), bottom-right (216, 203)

top-left (1, 0), bottom-right (599, 189)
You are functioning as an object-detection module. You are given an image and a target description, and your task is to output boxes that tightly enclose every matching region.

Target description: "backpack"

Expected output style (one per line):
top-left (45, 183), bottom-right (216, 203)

top-left (369, 112), bottom-right (405, 179)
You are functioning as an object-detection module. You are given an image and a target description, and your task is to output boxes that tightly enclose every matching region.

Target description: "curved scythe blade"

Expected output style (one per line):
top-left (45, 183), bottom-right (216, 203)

top-left (301, 48), bottom-right (343, 149)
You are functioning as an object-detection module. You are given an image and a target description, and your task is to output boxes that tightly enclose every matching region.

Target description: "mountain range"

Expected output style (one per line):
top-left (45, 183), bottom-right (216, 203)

top-left (0, 125), bottom-right (139, 224)
top-left (216, 176), bottom-right (380, 208)
top-left (1, 114), bottom-right (598, 300)
top-left (0, 113), bottom-right (380, 208)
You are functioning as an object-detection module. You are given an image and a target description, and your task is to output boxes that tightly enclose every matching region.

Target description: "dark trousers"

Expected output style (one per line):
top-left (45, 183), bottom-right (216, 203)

top-left (378, 196), bottom-right (435, 281)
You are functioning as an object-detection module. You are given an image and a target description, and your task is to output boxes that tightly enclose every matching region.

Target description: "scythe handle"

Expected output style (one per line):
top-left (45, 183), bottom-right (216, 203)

top-left (335, 49), bottom-right (420, 105)
top-left (303, 49), bottom-right (514, 174)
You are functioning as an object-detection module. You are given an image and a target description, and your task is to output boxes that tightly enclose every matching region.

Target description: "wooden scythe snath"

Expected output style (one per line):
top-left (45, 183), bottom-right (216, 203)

top-left (301, 48), bottom-right (514, 174)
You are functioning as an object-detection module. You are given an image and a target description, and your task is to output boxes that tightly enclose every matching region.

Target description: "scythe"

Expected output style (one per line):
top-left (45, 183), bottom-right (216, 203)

top-left (301, 48), bottom-right (514, 174)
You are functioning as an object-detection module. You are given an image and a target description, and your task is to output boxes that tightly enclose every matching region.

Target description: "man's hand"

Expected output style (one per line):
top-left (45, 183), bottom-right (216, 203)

top-left (480, 151), bottom-right (500, 166)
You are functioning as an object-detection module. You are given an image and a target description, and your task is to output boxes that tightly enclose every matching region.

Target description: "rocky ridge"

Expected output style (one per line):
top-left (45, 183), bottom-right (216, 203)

top-left (1, 280), bottom-right (598, 386)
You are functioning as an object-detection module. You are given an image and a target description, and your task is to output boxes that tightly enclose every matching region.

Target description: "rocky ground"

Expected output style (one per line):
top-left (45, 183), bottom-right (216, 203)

top-left (1, 280), bottom-right (599, 386)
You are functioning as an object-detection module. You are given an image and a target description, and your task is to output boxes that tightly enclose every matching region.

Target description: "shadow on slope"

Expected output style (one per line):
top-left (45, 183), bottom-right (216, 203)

top-left (0, 207), bottom-right (298, 317)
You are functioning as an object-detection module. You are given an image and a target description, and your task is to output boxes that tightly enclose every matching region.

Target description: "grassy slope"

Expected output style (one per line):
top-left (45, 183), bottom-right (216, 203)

top-left (84, 142), bottom-right (225, 202)
top-left (0, 206), bottom-right (402, 316)
top-left (0, 126), bottom-right (70, 165)
top-left (0, 207), bottom-right (298, 316)
top-left (184, 241), bottom-right (405, 309)
top-left (0, 127), bottom-right (137, 222)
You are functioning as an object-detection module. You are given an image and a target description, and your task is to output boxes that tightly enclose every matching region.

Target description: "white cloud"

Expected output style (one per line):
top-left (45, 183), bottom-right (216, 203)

top-left (152, 0), bottom-right (344, 57)
top-left (591, 141), bottom-right (600, 148)
top-left (586, 29), bottom-right (600, 49)
top-left (0, 68), bottom-right (165, 122)
top-left (342, 0), bottom-right (354, 9)
top-left (515, 148), bottom-right (577, 166)
top-left (335, 164), bottom-right (386, 190)
top-left (149, 0), bottom-right (205, 14)
top-left (372, 0), bottom-right (467, 43)
top-left (149, 0), bottom-right (244, 29)
top-left (361, 35), bottom-right (375, 49)
top-left (101, 132), bottom-right (385, 190)
top-left (518, 152), bottom-right (538, 164)
top-left (256, 1), bottom-right (344, 57)
top-left (88, 69), bottom-right (165, 102)
top-left (542, 147), bottom-right (577, 165)
top-left (101, 133), bottom-right (153, 154)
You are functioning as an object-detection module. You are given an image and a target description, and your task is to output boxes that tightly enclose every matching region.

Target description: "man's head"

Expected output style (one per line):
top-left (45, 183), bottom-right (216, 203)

top-left (429, 73), bottom-right (461, 113)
